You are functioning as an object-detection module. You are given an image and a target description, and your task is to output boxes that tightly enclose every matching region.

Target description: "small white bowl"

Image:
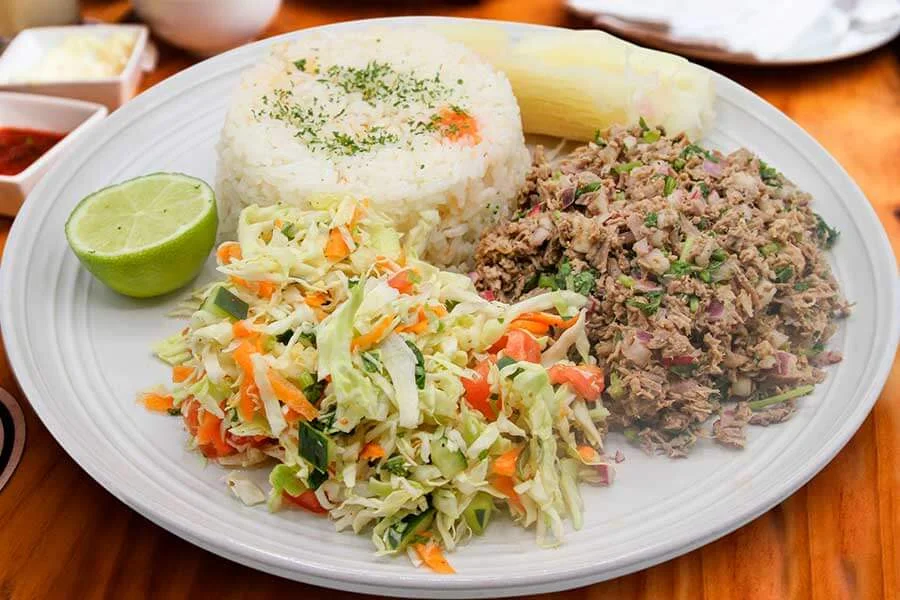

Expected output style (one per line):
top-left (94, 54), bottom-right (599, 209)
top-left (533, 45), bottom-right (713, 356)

top-left (133, 0), bottom-right (281, 57)
top-left (0, 24), bottom-right (150, 110)
top-left (0, 92), bottom-right (107, 216)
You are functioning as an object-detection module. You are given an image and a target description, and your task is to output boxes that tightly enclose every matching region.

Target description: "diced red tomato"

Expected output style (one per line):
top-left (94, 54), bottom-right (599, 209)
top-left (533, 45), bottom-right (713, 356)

top-left (461, 360), bottom-right (497, 420)
top-left (503, 329), bottom-right (541, 363)
top-left (548, 364), bottom-right (605, 402)
top-left (283, 490), bottom-right (328, 514)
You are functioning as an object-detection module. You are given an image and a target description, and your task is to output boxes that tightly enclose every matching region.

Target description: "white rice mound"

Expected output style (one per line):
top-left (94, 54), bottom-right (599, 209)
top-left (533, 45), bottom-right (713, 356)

top-left (217, 28), bottom-right (530, 268)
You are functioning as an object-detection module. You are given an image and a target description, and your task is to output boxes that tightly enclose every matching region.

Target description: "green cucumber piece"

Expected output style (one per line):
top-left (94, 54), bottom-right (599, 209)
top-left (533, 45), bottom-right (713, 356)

top-left (463, 492), bottom-right (494, 535)
top-left (299, 421), bottom-right (330, 471)
top-left (203, 286), bottom-right (248, 320)
top-left (386, 508), bottom-right (436, 551)
top-left (431, 437), bottom-right (467, 479)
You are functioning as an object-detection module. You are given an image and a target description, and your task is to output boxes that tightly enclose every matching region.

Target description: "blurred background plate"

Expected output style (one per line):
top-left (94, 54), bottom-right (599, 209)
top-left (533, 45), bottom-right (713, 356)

top-left (567, 0), bottom-right (900, 65)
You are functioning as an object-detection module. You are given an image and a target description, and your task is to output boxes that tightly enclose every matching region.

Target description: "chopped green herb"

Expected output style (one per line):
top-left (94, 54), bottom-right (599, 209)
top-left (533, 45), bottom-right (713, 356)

top-left (749, 385), bottom-right (814, 411)
top-left (361, 351), bottom-right (381, 373)
top-left (814, 213), bottom-right (840, 249)
top-left (669, 363), bottom-right (698, 378)
top-left (698, 182), bottom-right (710, 198)
top-left (774, 266), bottom-right (794, 283)
top-left (758, 160), bottom-right (781, 186)
top-left (405, 341), bottom-right (426, 389)
top-left (759, 242), bottom-right (781, 256)
top-left (280, 222), bottom-right (297, 239)
top-left (307, 468), bottom-right (328, 490)
top-left (617, 274), bottom-right (635, 288)
top-left (614, 161), bottom-right (643, 174)
top-left (642, 129), bottom-right (661, 143)
top-left (607, 372), bottom-right (626, 401)
top-left (672, 157), bottom-right (686, 172)
top-left (666, 260), bottom-right (694, 277)
top-left (626, 290), bottom-right (664, 316)
top-left (293, 58), bottom-right (307, 72)
top-left (638, 116), bottom-right (649, 131)
top-left (298, 330), bottom-right (317, 348)
top-left (663, 176), bottom-right (677, 196)
top-left (644, 212), bottom-right (658, 227)
top-left (572, 270), bottom-right (596, 296)
top-left (593, 129), bottom-right (606, 146)
top-left (303, 379), bottom-right (326, 404)
top-left (689, 295), bottom-right (700, 313)
top-left (299, 422), bottom-right (329, 471)
top-left (680, 143), bottom-right (718, 163)
top-left (496, 356), bottom-right (517, 371)
top-left (537, 273), bottom-right (559, 290)
top-left (575, 181), bottom-right (603, 198)
top-left (793, 281), bottom-right (811, 292)
top-left (383, 455), bottom-right (410, 477)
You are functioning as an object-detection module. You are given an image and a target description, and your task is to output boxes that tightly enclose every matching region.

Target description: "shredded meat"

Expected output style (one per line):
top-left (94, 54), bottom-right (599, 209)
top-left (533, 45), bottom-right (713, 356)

top-left (474, 124), bottom-right (849, 456)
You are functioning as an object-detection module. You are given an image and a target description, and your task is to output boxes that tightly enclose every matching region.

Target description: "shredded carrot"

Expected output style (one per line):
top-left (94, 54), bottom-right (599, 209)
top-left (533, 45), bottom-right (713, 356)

top-left (232, 320), bottom-right (254, 338)
top-left (387, 269), bottom-right (416, 295)
top-left (216, 242), bottom-right (242, 265)
top-left (196, 410), bottom-right (232, 456)
top-left (141, 392), bottom-right (174, 412)
top-left (351, 315), bottom-right (395, 351)
top-left (431, 304), bottom-right (448, 318)
top-left (325, 228), bottom-right (351, 261)
top-left (489, 475), bottom-right (524, 512)
top-left (304, 291), bottom-right (328, 307)
top-left (232, 340), bottom-right (258, 376)
top-left (414, 542), bottom-right (455, 574)
top-left (375, 255), bottom-right (402, 273)
top-left (436, 106), bottom-right (480, 144)
top-left (257, 280), bottom-right (276, 299)
top-left (267, 368), bottom-right (318, 421)
top-left (171, 366), bottom-right (194, 383)
top-left (491, 447), bottom-right (521, 478)
top-left (239, 378), bottom-right (259, 421)
top-left (396, 307), bottom-right (428, 334)
top-left (508, 318), bottom-right (551, 335)
top-left (359, 441), bottom-right (386, 461)
top-left (274, 218), bottom-right (283, 229)
top-left (284, 407), bottom-right (303, 424)
top-left (577, 445), bottom-right (597, 462)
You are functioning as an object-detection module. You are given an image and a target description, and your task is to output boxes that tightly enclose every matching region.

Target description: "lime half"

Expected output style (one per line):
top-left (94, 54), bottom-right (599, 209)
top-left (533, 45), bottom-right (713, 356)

top-left (65, 173), bottom-right (217, 298)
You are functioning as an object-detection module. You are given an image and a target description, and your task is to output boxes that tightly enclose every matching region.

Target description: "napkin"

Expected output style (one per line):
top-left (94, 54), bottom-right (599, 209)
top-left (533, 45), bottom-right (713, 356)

top-left (569, 0), bottom-right (900, 59)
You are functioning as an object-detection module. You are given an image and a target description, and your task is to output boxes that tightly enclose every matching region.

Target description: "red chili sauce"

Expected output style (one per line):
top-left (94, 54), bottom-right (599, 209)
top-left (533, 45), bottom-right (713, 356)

top-left (0, 127), bottom-right (66, 176)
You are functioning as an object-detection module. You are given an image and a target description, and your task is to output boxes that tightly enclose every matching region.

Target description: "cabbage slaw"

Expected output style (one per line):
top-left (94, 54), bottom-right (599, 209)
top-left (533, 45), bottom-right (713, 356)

top-left (145, 195), bottom-right (614, 572)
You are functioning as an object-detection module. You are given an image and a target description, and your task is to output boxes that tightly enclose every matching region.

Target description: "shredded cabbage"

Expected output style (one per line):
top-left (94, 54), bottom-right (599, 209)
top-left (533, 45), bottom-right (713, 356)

top-left (146, 197), bottom-right (615, 571)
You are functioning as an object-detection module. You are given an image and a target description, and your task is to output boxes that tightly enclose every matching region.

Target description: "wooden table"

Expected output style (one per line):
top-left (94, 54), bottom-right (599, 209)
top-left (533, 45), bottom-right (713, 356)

top-left (1, 1), bottom-right (897, 598)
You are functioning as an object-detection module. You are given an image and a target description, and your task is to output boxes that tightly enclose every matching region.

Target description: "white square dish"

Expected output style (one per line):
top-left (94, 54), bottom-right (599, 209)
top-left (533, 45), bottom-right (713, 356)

top-left (0, 24), bottom-right (150, 110)
top-left (0, 91), bottom-right (106, 216)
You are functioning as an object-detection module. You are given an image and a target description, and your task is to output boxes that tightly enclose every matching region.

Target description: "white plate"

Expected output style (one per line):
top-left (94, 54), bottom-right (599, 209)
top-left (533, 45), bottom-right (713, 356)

top-left (0, 16), bottom-right (896, 598)
top-left (567, 1), bottom-right (900, 65)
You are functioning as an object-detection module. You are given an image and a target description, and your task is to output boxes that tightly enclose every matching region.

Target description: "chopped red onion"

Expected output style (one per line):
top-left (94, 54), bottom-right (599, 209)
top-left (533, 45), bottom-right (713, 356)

top-left (702, 159), bottom-right (723, 176)
top-left (774, 351), bottom-right (798, 378)
top-left (595, 463), bottom-right (616, 486)
top-left (480, 289), bottom-right (495, 301)
top-left (614, 450), bottom-right (625, 463)
top-left (636, 330), bottom-right (653, 343)
top-left (707, 300), bottom-right (725, 321)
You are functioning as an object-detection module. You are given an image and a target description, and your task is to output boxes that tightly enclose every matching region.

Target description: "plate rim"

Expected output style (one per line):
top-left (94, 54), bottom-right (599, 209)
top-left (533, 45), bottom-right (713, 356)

top-left (1, 16), bottom-right (897, 598)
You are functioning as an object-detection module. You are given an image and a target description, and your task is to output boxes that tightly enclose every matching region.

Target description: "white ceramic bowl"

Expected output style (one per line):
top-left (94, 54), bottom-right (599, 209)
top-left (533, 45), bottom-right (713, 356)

top-left (133, 0), bottom-right (282, 57)
top-left (0, 92), bottom-right (106, 216)
top-left (0, 24), bottom-right (150, 110)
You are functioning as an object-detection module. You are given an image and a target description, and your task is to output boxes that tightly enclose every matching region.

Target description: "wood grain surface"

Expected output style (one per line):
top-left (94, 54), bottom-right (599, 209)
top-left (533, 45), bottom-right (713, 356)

top-left (0, 1), bottom-right (897, 598)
